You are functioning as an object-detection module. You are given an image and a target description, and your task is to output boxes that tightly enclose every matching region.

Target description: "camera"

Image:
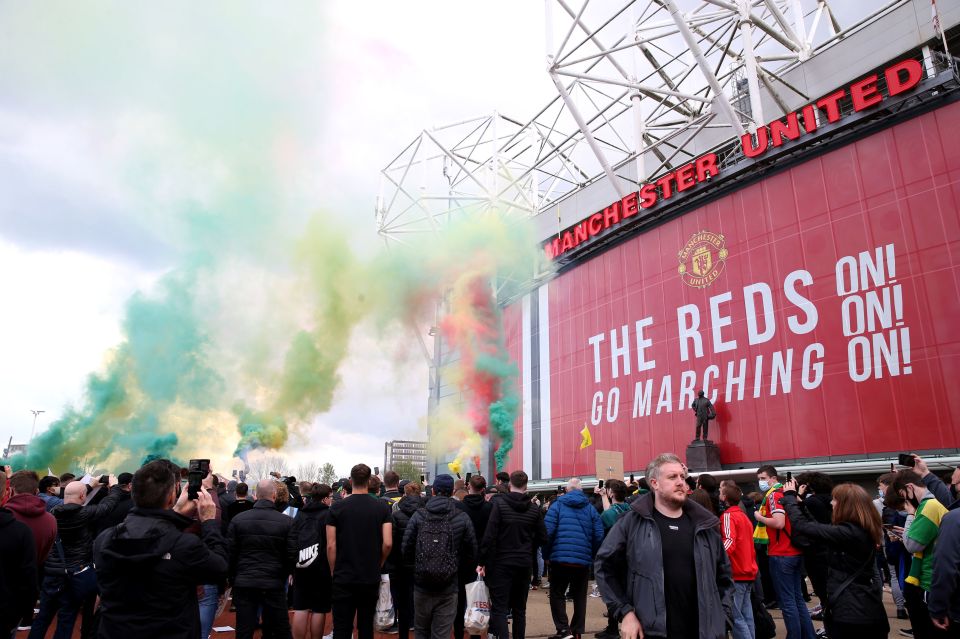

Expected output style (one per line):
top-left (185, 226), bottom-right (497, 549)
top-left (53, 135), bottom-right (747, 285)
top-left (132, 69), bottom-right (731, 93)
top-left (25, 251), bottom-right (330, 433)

top-left (187, 459), bottom-right (210, 500)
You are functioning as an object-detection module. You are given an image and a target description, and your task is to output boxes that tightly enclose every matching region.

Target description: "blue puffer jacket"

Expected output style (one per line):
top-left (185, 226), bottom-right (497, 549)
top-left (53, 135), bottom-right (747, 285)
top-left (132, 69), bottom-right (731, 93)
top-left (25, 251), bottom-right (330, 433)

top-left (544, 490), bottom-right (605, 566)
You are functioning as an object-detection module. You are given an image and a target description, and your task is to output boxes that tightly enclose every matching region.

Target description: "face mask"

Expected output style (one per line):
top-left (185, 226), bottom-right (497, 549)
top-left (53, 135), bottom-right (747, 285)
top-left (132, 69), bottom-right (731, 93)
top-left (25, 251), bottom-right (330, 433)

top-left (878, 491), bottom-right (884, 500)
top-left (759, 480), bottom-right (770, 492)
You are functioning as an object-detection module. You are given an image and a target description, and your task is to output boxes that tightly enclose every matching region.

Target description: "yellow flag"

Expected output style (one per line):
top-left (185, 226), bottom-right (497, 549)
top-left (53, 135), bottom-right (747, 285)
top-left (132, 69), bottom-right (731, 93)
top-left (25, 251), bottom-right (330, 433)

top-left (580, 424), bottom-right (593, 449)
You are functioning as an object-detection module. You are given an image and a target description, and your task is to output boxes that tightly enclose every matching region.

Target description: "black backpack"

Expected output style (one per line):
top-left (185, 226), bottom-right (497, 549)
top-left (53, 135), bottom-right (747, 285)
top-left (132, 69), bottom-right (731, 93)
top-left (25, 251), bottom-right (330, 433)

top-left (414, 510), bottom-right (458, 587)
top-left (295, 512), bottom-right (325, 570)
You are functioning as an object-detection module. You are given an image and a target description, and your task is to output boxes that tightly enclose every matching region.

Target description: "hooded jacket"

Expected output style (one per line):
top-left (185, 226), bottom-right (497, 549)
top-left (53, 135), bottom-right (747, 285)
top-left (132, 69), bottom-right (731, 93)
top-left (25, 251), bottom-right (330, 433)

top-left (0, 508), bottom-right (38, 634)
top-left (456, 493), bottom-right (492, 547)
top-left (288, 499), bottom-right (331, 579)
top-left (479, 491), bottom-right (548, 567)
top-left (595, 492), bottom-right (733, 639)
top-left (780, 493), bottom-right (888, 629)
top-left (402, 495), bottom-right (476, 593)
top-left (389, 494), bottom-right (423, 573)
top-left (227, 499), bottom-right (295, 589)
top-left (47, 488), bottom-right (121, 573)
top-left (544, 490), bottom-right (605, 566)
top-left (6, 493), bottom-right (57, 565)
top-left (95, 486), bottom-right (135, 534)
top-left (93, 508), bottom-right (229, 639)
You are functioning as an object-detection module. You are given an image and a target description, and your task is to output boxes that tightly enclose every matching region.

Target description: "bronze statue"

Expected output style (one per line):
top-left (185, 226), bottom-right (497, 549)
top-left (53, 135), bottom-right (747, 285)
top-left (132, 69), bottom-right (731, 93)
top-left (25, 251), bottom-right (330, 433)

top-left (691, 390), bottom-right (716, 441)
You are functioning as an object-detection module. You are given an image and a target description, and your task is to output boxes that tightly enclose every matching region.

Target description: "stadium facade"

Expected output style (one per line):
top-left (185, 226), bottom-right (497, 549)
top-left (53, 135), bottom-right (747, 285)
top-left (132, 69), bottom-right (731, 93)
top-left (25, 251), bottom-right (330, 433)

top-left (378, 0), bottom-right (960, 484)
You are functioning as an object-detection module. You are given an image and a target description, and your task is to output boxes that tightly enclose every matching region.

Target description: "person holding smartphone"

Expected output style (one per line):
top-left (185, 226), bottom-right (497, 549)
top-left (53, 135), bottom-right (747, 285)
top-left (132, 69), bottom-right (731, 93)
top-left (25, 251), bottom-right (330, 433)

top-left (779, 478), bottom-right (888, 639)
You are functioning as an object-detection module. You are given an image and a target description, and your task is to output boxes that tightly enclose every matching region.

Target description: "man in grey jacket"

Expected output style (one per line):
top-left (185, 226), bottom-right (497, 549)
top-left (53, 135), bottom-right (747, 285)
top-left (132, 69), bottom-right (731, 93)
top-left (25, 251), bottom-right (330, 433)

top-left (595, 453), bottom-right (733, 639)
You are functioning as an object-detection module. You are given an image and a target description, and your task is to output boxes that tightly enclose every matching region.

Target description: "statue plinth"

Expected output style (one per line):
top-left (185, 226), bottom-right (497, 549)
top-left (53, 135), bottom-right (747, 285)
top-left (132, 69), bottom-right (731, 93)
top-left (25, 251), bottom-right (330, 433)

top-left (686, 439), bottom-right (722, 472)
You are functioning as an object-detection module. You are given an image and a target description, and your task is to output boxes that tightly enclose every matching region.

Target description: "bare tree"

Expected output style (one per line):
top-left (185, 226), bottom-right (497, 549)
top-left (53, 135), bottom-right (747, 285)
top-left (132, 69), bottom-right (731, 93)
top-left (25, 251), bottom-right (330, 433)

top-left (319, 462), bottom-right (337, 485)
top-left (246, 455), bottom-right (291, 482)
top-left (295, 462), bottom-right (320, 483)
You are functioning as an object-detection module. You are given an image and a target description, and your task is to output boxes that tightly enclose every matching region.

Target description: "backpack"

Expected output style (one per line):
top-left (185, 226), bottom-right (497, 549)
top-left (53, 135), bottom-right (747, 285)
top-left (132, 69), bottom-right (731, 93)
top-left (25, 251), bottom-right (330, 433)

top-left (414, 510), bottom-right (458, 587)
top-left (295, 512), bottom-right (325, 570)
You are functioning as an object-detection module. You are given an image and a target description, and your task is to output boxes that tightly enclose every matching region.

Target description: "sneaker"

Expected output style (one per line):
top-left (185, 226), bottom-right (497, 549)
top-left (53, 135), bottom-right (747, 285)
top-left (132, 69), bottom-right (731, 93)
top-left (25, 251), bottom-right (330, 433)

top-left (561, 634), bottom-right (574, 639)
top-left (382, 623), bottom-right (399, 634)
top-left (594, 630), bottom-right (618, 639)
top-left (323, 634), bottom-right (333, 639)
top-left (815, 629), bottom-right (829, 638)
top-left (589, 584), bottom-right (602, 598)
top-left (898, 630), bottom-right (913, 637)
top-left (897, 608), bottom-right (909, 620)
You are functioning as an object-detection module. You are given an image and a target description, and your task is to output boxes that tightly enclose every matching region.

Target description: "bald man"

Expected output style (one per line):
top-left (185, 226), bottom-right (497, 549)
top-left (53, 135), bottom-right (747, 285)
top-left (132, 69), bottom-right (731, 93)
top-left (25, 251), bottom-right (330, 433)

top-left (228, 478), bottom-right (296, 639)
top-left (30, 475), bottom-right (121, 639)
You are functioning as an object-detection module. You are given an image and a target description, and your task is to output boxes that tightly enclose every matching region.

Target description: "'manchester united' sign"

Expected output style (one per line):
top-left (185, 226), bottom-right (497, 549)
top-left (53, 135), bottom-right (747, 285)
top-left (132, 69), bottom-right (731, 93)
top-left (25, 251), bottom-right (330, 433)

top-left (544, 58), bottom-right (924, 261)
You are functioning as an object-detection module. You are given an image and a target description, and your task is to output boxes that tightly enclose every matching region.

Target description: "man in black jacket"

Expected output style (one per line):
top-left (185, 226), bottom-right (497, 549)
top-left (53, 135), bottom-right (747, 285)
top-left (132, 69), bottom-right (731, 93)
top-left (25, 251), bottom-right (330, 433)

top-left (390, 482), bottom-right (423, 639)
top-left (403, 474), bottom-right (477, 639)
top-left (30, 475), bottom-right (121, 639)
top-left (94, 459), bottom-right (228, 639)
top-left (456, 474), bottom-right (493, 639)
top-left (229, 479), bottom-right (296, 639)
top-left (477, 470), bottom-right (549, 639)
top-left (0, 507), bottom-right (37, 637)
top-left (95, 472), bottom-right (135, 534)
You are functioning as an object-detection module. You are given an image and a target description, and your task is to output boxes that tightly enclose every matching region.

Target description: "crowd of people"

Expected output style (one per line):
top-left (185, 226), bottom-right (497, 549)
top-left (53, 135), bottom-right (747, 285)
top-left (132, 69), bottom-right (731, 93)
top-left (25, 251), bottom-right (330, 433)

top-left (1, 453), bottom-right (959, 639)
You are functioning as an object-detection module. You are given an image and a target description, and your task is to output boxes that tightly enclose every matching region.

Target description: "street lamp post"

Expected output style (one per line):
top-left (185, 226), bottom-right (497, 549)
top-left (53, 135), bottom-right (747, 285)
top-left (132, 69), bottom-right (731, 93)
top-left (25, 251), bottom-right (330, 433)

top-left (29, 409), bottom-right (45, 443)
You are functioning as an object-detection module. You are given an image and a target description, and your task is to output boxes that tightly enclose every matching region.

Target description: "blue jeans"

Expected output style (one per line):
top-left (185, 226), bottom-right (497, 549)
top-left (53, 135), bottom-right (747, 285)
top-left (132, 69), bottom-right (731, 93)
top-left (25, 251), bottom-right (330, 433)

top-left (199, 584), bottom-right (219, 639)
top-left (769, 555), bottom-right (816, 639)
top-left (28, 576), bottom-right (83, 639)
top-left (731, 581), bottom-right (755, 639)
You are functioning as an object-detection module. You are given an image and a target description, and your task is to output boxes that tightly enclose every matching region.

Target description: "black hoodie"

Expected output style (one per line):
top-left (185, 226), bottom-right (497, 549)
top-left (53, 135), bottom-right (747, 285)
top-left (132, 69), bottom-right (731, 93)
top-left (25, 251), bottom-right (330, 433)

top-left (456, 493), bottom-right (492, 543)
top-left (479, 491), bottom-right (548, 567)
top-left (389, 494), bottom-right (423, 572)
top-left (93, 508), bottom-right (229, 639)
top-left (0, 508), bottom-right (37, 634)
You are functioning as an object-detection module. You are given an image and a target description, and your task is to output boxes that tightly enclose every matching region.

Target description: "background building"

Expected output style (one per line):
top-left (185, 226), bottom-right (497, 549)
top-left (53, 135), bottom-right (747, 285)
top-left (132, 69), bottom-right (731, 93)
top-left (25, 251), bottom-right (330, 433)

top-left (384, 439), bottom-right (428, 479)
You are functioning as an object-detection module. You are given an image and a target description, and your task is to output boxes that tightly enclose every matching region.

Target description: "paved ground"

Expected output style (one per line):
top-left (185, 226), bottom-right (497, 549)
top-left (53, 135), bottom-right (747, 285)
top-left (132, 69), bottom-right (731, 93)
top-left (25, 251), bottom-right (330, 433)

top-left (18, 579), bottom-right (912, 638)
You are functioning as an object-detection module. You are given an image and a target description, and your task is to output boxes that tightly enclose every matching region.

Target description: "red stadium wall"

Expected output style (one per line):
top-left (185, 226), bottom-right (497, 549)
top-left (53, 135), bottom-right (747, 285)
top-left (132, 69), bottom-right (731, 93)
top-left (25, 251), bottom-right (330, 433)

top-left (534, 100), bottom-right (960, 477)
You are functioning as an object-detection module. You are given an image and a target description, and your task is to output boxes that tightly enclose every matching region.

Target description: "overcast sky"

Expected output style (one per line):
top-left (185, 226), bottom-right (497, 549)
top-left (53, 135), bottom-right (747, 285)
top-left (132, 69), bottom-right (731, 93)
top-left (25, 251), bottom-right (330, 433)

top-left (0, 1), bottom-right (551, 475)
top-left (0, 1), bottom-right (881, 475)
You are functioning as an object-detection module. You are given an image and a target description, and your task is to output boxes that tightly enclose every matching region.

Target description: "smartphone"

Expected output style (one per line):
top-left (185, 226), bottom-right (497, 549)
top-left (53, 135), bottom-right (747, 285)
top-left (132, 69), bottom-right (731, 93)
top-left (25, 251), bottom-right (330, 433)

top-left (630, 473), bottom-right (635, 484)
top-left (420, 474), bottom-right (425, 484)
top-left (232, 470), bottom-right (238, 479)
top-left (374, 466), bottom-right (380, 476)
top-left (187, 459), bottom-right (210, 500)
top-left (786, 471), bottom-right (792, 482)
top-left (557, 484), bottom-right (564, 494)
top-left (898, 453), bottom-right (916, 467)
top-left (598, 479), bottom-right (605, 489)
top-left (466, 472), bottom-right (472, 482)
top-left (99, 474), bottom-right (110, 485)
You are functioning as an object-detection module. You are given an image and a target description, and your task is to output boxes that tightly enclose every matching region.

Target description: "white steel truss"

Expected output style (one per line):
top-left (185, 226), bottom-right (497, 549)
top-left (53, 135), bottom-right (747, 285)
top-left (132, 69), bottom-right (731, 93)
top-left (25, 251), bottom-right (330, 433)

top-left (376, 1), bottom-right (904, 249)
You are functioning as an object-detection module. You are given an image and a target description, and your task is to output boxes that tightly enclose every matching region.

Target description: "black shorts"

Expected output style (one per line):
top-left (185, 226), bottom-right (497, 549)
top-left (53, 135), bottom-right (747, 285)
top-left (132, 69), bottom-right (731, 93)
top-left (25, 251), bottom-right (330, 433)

top-left (292, 571), bottom-right (332, 613)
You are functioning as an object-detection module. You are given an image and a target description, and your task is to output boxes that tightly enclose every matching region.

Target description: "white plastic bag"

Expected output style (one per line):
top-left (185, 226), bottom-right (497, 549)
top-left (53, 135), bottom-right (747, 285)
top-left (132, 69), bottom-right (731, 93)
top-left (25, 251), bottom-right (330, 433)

top-left (375, 574), bottom-right (395, 630)
top-left (464, 576), bottom-right (490, 634)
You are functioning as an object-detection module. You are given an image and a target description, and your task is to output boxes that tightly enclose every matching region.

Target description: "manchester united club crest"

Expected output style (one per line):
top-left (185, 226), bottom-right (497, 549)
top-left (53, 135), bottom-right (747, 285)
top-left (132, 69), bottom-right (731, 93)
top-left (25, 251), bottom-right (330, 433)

top-left (678, 231), bottom-right (728, 288)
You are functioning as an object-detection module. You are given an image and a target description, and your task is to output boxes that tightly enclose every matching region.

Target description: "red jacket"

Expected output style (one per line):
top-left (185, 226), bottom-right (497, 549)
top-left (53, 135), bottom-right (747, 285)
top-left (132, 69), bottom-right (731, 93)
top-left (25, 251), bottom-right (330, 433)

top-left (721, 505), bottom-right (758, 582)
top-left (6, 493), bottom-right (58, 565)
